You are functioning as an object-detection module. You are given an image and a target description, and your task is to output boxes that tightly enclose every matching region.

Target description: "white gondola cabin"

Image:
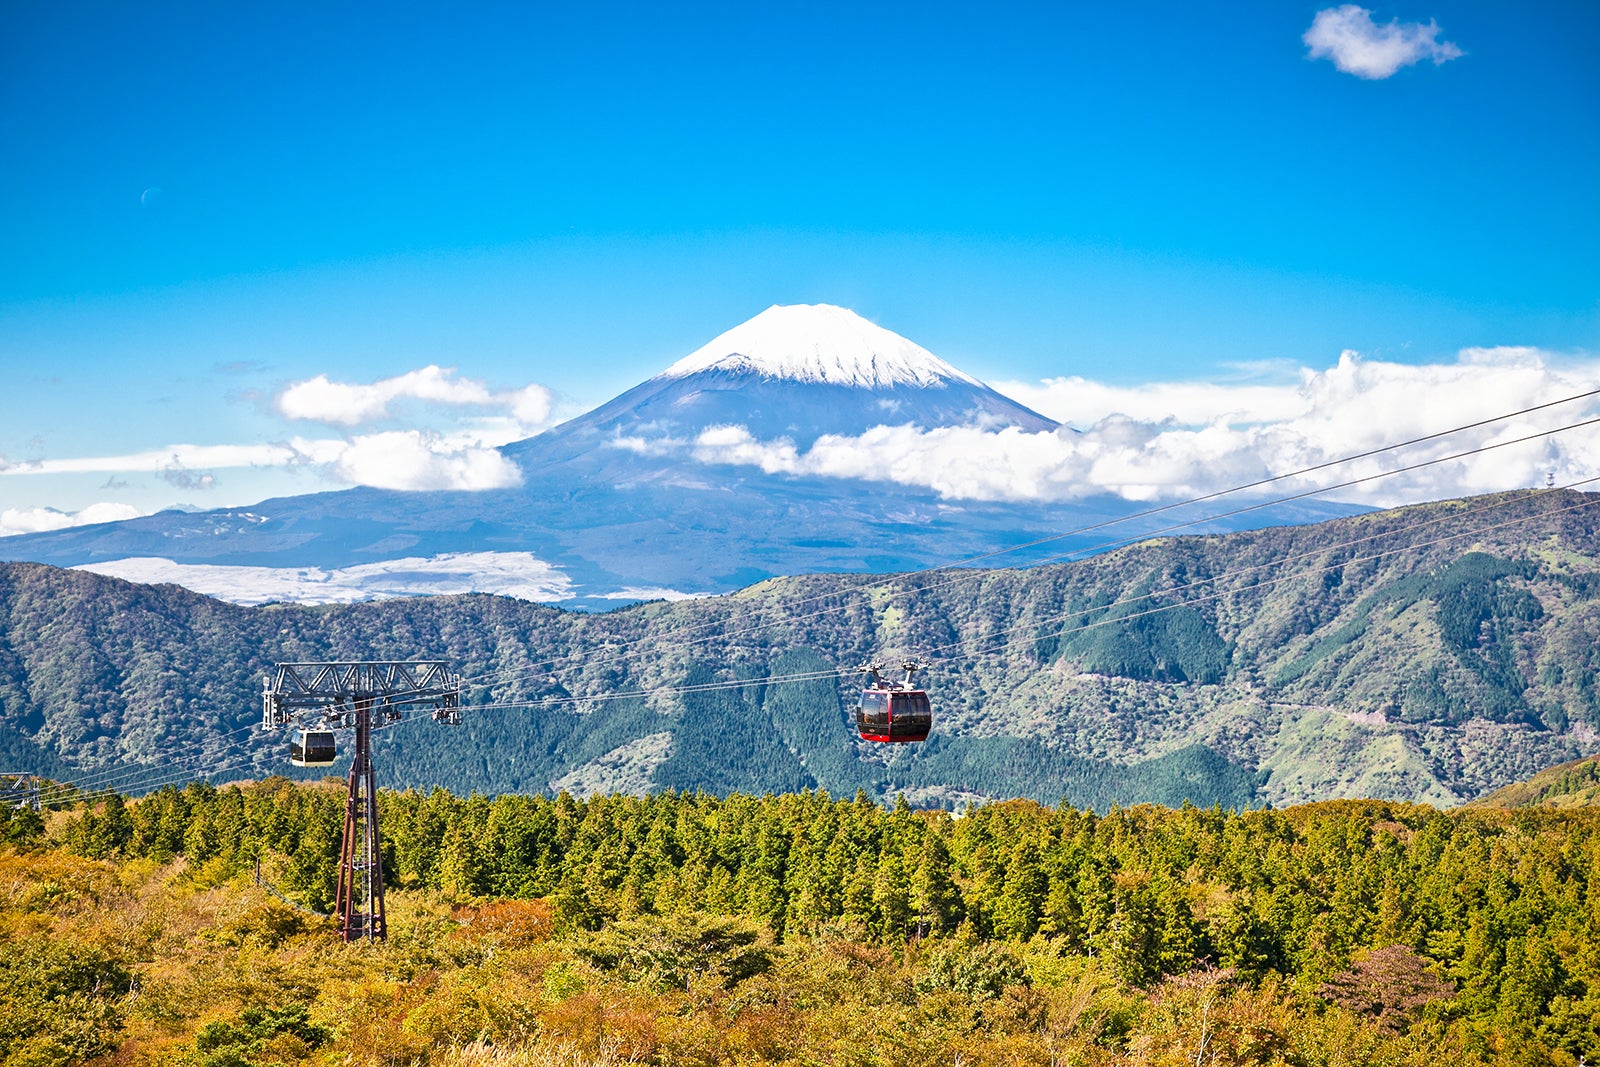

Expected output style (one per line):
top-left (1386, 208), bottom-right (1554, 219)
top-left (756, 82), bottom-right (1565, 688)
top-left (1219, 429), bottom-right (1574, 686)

top-left (290, 729), bottom-right (337, 767)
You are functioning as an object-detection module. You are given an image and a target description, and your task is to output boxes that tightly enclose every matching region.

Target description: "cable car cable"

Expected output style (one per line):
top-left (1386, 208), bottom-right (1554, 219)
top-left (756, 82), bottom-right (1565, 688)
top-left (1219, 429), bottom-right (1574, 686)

top-left (66, 472), bottom-right (1594, 804)
top-left (47, 717), bottom-right (402, 807)
top-left (255, 856), bottom-right (332, 918)
top-left (34, 715), bottom-right (281, 803)
top-left (948, 478), bottom-right (1600, 660)
top-left (37, 690), bottom-right (391, 804)
top-left (912, 387), bottom-right (1600, 574)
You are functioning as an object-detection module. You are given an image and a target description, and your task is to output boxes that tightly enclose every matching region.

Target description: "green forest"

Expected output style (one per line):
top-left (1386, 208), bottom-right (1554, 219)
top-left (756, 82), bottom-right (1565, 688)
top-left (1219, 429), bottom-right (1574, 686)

top-left (3, 779), bottom-right (1597, 1066)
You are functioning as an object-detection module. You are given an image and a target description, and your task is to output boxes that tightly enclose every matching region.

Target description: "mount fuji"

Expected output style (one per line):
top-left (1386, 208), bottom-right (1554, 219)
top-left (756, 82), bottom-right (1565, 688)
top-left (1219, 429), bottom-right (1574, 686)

top-left (503, 304), bottom-right (1060, 483)
top-left (0, 305), bottom-right (1359, 606)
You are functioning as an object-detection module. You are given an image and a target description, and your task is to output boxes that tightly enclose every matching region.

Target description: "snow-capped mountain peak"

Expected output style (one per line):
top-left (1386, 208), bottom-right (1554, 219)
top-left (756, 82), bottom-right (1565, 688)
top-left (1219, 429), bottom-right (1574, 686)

top-left (660, 304), bottom-right (982, 388)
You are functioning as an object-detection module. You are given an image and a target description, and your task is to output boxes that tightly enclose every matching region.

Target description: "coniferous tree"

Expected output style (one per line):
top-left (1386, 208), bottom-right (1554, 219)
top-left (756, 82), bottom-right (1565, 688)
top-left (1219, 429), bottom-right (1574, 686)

top-left (912, 832), bottom-right (963, 934)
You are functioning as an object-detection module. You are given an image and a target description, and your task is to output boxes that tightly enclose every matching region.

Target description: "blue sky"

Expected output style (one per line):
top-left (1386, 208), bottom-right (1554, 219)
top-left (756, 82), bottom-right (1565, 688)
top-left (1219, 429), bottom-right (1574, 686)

top-left (2, 1), bottom-right (1597, 527)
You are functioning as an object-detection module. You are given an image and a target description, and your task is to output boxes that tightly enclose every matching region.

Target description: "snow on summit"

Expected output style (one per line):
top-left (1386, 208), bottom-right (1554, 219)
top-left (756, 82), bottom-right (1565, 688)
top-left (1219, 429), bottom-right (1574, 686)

top-left (661, 304), bottom-right (982, 388)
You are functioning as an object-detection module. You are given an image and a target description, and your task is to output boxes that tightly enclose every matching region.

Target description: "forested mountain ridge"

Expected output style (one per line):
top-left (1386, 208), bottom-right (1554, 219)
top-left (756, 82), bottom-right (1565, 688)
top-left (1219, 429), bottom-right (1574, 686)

top-left (1, 488), bottom-right (1597, 807)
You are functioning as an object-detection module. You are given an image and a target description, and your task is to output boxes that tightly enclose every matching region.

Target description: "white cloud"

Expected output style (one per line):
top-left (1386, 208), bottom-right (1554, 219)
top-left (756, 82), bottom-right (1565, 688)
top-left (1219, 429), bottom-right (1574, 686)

top-left (994, 376), bottom-right (1310, 427)
top-left (1304, 5), bottom-right (1463, 79)
top-left (609, 431), bottom-right (690, 458)
top-left (0, 443), bottom-right (316, 476)
top-left (74, 551), bottom-right (574, 605)
top-left (692, 426), bottom-right (802, 474)
top-left (3, 365), bottom-right (555, 505)
top-left (0, 432), bottom-right (521, 495)
top-left (683, 347), bottom-right (1600, 508)
top-left (276, 365), bottom-right (556, 433)
top-left (278, 366), bottom-right (492, 424)
top-left (333, 431), bottom-right (524, 491)
top-left (507, 383), bottom-right (555, 427)
top-left (593, 586), bottom-right (717, 602)
top-left (0, 502), bottom-right (144, 538)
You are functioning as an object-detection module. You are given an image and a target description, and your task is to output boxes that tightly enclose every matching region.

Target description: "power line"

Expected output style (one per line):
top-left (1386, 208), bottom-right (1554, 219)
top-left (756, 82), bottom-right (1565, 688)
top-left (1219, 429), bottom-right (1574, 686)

top-left (37, 717), bottom-right (270, 802)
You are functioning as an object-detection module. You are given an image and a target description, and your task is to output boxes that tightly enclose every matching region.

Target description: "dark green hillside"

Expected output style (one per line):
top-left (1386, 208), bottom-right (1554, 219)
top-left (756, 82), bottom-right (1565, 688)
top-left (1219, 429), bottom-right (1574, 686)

top-left (1272, 552), bottom-right (1544, 723)
top-left (1, 489), bottom-right (1597, 806)
top-left (1053, 598), bottom-right (1230, 684)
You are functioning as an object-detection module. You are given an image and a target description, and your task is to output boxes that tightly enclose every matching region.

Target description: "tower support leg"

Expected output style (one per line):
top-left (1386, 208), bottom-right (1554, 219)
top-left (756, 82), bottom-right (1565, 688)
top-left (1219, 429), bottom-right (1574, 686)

top-left (335, 698), bottom-right (387, 941)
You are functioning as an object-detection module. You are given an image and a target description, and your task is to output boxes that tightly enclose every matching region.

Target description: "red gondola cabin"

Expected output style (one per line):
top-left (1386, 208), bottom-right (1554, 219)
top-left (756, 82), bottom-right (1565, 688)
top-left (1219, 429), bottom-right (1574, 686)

top-left (855, 661), bottom-right (932, 743)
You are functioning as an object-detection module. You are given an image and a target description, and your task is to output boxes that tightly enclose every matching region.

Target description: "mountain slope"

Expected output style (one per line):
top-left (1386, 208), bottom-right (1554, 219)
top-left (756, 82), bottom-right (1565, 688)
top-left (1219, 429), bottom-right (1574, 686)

top-left (1465, 753), bottom-right (1600, 809)
top-left (1, 489), bottom-right (1595, 807)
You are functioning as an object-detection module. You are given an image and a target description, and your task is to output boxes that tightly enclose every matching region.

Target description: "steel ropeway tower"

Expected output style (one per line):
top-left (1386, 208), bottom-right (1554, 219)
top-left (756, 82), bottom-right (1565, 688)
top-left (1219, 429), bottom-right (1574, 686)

top-left (261, 661), bottom-right (461, 942)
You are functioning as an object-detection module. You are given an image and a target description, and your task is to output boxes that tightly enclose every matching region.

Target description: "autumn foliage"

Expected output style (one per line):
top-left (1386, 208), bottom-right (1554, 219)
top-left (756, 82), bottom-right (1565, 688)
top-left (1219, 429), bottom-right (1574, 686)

top-left (2, 781), bottom-right (1597, 1065)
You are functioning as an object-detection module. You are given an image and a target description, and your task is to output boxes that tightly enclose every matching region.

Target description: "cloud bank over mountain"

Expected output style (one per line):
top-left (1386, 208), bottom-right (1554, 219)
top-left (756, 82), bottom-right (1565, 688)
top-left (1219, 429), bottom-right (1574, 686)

top-left (990, 346), bottom-right (1600, 505)
top-left (330, 431), bottom-right (523, 491)
top-left (0, 362), bottom-right (554, 520)
top-left (6, 335), bottom-right (1594, 530)
top-left (661, 344), bottom-right (1600, 507)
top-left (0, 502), bottom-right (143, 539)
top-left (270, 364), bottom-right (550, 491)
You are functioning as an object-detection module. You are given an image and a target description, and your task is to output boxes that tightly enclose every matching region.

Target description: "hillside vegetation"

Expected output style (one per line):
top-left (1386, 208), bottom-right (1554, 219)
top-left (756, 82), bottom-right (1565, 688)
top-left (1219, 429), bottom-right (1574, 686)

top-left (1, 489), bottom-right (1598, 806)
top-left (4, 780), bottom-right (1597, 1065)
top-left (1467, 754), bottom-right (1600, 809)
